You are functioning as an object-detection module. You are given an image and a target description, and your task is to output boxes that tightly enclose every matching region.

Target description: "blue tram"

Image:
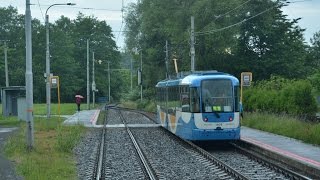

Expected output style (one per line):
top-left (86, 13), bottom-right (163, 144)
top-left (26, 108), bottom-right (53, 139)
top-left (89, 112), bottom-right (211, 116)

top-left (155, 71), bottom-right (241, 141)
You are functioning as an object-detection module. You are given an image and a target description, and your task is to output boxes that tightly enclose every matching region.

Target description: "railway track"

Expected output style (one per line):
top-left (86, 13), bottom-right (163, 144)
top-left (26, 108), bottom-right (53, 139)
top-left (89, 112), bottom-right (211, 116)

top-left (87, 107), bottom-right (315, 179)
top-left (101, 107), bottom-right (247, 179)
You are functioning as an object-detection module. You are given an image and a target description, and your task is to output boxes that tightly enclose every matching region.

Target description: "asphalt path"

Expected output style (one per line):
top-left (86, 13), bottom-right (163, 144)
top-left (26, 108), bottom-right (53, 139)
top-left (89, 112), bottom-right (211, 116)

top-left (0, 127), bottom-right (23, 180)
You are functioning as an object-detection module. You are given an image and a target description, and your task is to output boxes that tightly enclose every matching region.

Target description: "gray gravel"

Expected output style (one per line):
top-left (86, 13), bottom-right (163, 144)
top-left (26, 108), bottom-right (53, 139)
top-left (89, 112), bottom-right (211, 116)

top-left (131, 127), bottom-right (224, 180)
top-left (210, 150), bottom-right (290, 179)
top-left (74, 128), bottom-right (101, 180)
top-left (104, 128), bottom-right (145, 179)
top-left (75, 109), bottom-right (293, 179)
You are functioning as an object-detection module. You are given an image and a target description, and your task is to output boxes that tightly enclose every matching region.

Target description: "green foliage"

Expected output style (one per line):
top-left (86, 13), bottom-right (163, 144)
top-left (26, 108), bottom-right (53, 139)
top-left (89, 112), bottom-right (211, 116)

top-left (243, 112), bottom-right (320, 146)
top-left (121, 100), bottom-right (156, 112)
top-left (243, 76), bottom-right (317, 117)
top-left (0, 7), bottom-right (120, 103)
top-left (124, 0), bottom-right (311, 97)
top-left (308, 70), bottom-right (320, 94)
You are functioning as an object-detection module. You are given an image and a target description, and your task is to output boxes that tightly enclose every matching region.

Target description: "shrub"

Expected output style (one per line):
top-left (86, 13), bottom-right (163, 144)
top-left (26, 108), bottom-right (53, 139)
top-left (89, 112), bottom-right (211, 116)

top-left (243, 76), bottom-right (317, 118)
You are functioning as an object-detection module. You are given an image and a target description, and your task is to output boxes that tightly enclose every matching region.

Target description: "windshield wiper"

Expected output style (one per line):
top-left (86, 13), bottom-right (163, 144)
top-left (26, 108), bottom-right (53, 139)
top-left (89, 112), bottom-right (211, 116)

top-left (212, 110), bottom-right (220, 118)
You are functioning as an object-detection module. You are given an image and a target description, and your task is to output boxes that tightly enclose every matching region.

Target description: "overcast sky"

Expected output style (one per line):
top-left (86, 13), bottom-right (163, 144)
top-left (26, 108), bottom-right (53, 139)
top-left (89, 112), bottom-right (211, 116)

top-left (1, 0), bottom-right (320, 49)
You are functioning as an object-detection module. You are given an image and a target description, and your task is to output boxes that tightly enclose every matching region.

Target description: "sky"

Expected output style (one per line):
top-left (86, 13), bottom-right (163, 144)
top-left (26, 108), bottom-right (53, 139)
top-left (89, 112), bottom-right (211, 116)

top-left (0, 0), bottom-right (320, 49)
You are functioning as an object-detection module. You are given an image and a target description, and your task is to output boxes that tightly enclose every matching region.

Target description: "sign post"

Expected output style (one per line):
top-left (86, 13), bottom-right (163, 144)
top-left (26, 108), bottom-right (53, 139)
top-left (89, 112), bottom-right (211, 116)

top-left (240, 72), bottom-right (252, 103)
top-left (50, 76), bottom-right (60, 118)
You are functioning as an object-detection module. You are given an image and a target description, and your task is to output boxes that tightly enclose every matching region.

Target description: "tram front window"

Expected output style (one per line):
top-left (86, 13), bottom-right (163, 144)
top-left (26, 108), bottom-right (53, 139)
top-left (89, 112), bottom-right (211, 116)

top-left (202, 80), bottom-right (233, 112)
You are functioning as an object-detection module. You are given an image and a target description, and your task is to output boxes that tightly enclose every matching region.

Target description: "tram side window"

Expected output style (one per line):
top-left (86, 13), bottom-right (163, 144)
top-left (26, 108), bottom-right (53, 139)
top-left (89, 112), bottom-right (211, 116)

top-left (181, 93), bottom-right (189, 112)
top-left (234, 86), bottom-right (240, 112)
top-left (190, 87), bottom-right (200, 113)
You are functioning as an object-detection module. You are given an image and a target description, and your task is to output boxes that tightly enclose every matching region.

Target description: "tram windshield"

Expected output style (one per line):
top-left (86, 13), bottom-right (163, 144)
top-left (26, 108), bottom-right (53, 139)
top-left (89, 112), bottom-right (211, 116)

top-left (201, 79), bottom-right (233, 112)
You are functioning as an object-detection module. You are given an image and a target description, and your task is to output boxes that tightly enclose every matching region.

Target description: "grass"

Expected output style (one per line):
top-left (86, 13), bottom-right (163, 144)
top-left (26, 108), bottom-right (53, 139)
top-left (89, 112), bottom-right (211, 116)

top-left (33, 103), bottom-right (82, 115)
top-left (242, 112), bottom-right (320, 146)
top-left (1, 103), bottom-right (86, 180)
top-left (4, 117), bottom-right (85, 180)
top-left (0, 115), bottom-right (21, 127)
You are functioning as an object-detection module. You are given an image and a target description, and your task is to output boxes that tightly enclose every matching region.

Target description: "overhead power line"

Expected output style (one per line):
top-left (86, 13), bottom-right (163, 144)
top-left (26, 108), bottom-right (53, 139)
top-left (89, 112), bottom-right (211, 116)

top-left (37, 4), bottom-right (122, 12)
top-left (195, 0), bottom-right (309, 36)
top-left (37, 0), bottom-right (45, 21)
top-left (196, 4), bottom-right (278, 36)
top-left (214, 0), bottom-right (252, 21)
top-left (117, 0), bottom-right (124, 43)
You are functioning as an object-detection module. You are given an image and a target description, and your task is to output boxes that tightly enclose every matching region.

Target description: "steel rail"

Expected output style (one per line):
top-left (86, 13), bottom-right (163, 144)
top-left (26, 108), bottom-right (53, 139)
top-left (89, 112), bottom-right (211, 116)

top-left (231, 142), bottom-right (314, 180)
top-left (94, 106), bottom-right (108, 180)
top-left (118, 109), bottom-right (157, 180)
top-left (115, 106), bottom-right (248, 179)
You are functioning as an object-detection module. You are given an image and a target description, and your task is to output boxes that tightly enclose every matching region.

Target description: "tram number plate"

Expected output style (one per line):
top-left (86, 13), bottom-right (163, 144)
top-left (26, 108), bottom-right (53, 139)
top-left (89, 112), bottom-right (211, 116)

top-left (215, 123), bottom-right (222, 127)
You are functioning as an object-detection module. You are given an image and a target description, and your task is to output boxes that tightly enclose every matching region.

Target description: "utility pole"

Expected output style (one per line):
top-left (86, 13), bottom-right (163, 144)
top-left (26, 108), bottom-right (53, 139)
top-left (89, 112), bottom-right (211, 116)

top-left (25, 0), bottom-right (34, 150)
top-left (4, 41), bottom-right (8, 87)
top-left (0, 40), bottom-right (9, 87)
top-left (45, 3), bottom-right (75, 119)
top-left (190, 16), bottom-right (195, 72)
top-left (107, 61), bottom-right (111, 103)
top-left (130, 57), bottom-right (133, 91)
top-left (45, 13), bottom-right (51, 118)
top-left (165, 40), bottom-right (169, 79)
top-left (92, 52), bottom-right (96, 107)
top-left (87, 39), bottom-right (90, 109)
top-left (140, 51), bottom-right (143, 101)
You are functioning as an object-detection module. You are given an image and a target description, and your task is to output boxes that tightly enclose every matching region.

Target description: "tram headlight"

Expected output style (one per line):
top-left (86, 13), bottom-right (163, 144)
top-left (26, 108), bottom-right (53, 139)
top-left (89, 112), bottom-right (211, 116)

top-left (204, 117), bottom-right (208, 122)
top-left (229, 116), bottom-right (233, 121)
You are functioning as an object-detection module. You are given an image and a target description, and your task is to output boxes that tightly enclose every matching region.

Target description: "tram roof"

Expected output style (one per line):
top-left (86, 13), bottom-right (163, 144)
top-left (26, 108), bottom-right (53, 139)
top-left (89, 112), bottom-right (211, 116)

top-left (155, 71), bottom-right (239, 87)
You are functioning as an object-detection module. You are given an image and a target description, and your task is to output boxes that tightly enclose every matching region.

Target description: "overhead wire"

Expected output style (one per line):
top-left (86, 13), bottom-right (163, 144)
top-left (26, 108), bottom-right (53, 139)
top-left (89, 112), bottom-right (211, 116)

top-left (195, 0), bottom-right (310, 36)
top-left (37, 4), bottom-right (122, 12)
top-left (196, 4), bottom-right (279, 36)
top-left (36, 0), bottom-right (45, 21)
top-left (214, 0), bottom-right (252, 21)
top-left (116, 0), bottom-right (124, 43)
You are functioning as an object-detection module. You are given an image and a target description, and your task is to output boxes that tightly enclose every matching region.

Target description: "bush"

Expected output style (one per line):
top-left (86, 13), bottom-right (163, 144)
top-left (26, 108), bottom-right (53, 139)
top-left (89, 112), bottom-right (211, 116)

top-left (243, 76), bottom-right (317, 118)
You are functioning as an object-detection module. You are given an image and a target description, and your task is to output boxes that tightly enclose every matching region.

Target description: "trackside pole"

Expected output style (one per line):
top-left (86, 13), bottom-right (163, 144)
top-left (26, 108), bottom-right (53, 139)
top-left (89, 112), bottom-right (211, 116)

top-left (25, 0), bottom-right (34, 150)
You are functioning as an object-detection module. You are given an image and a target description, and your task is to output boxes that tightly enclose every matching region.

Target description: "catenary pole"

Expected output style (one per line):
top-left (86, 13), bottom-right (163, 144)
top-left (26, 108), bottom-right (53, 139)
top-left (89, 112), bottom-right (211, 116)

top-left (190, 16), bottom-right (195, 72)
top-left (165, 40), bottom-right (169, 79)
top-left (45, 13), bottom-right (51, 118)
top-left (107, 61), bottom-right (110, 103)
top-left (140, 51), bottom-right (143, 101)
top-left (130, 57), bottom-right (133, 90)
top-left (87, 39), bottom-right (90, 109)
top-left (25, 0), bottom-right (34, 149)
top-left (4, 41), bottom-right (9, 87)
top-left (92, 52), bottom-right (96, 107)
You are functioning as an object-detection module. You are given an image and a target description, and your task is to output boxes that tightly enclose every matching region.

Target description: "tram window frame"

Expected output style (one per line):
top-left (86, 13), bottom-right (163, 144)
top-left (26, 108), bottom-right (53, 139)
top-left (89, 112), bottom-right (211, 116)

top-left (180, 85), bottom-right (190, 112)
top-left (234, 85), bottom-right (240, 112)
top-left (190, 87), bottom-right (200, 113)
